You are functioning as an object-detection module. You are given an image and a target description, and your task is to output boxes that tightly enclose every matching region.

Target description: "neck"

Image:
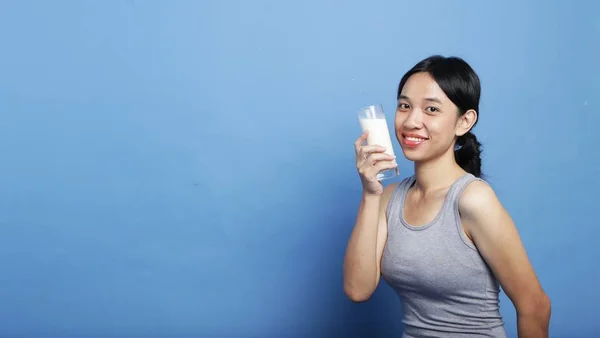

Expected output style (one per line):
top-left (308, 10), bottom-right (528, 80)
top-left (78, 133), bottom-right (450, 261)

top-left (413, 150), bottom-right (466, 193)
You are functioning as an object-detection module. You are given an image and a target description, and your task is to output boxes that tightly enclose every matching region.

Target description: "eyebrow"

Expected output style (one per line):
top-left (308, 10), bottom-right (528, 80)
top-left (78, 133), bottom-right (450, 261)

top-left (398, 95), bottom-right (442, 104)
top-left (425, 97), bottom-right (443, 104)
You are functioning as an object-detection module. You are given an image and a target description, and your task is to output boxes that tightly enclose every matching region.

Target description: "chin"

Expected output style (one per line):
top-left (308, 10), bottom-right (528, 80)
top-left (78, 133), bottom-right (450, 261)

top-left (400, 147), bottom-right (427, 162)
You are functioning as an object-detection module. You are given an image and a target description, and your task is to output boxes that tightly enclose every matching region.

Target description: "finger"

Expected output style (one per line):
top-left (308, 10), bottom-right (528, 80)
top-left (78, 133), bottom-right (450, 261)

top-left (354, 130), bottom-right (369, 153)
top-left (366, 153), bottom-right (396, 165)
top-left (356, 145), bottom-right (388, 167)
top-left (359, 145), bottom-right (387, 158)
top-left (372, 160), bottom-right (398, 174)
top-left (360, 158), bottom-right (397, 179)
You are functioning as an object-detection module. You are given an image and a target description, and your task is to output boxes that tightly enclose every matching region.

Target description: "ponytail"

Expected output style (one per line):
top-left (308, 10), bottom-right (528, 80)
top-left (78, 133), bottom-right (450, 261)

top-left (454, 131), bottom-right (483, 177)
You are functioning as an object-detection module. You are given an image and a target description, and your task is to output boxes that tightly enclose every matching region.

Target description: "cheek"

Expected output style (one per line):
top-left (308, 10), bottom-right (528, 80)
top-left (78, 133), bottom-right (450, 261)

top-left (394, 112), bottom-right (406, 129)
top-left (427, 118), bottom-right (456, 139)
top-left (427, 120), bottom-right (444, 134)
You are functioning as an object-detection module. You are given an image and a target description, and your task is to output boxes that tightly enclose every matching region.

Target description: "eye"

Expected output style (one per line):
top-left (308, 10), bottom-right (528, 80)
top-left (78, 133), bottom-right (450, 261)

top-left (398, 103), bottom-right (410, 111)
top-left (426, 106), bottom-right (440, 113)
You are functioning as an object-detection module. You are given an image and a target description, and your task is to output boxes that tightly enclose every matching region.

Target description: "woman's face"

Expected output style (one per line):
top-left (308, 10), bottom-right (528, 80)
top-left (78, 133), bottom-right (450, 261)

top-left (394, 72), bottom-right (474, 163)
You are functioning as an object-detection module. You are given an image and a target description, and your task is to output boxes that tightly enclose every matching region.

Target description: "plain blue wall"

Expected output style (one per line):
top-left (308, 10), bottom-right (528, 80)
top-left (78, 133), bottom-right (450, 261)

top-left (1, 1), bottom-right (598, 337)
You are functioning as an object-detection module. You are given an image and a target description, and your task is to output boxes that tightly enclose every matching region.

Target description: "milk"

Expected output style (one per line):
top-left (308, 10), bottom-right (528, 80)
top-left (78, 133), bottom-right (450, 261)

top-left (359, 117), bottom-right (396, 157)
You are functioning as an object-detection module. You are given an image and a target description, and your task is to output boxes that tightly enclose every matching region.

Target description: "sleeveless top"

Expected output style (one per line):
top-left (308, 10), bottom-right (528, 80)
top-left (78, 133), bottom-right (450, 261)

top-left (381, 173), bottom-right (507, 338)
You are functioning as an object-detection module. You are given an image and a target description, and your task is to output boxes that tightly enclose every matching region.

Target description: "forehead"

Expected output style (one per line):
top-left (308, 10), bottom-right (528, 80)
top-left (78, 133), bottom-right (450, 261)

top-left (399, 72), bottom-right (448, 102)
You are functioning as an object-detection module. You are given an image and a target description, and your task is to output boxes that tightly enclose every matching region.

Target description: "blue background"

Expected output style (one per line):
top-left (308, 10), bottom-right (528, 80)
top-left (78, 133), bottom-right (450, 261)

top-left (1, 0), bottom-right (598, 337)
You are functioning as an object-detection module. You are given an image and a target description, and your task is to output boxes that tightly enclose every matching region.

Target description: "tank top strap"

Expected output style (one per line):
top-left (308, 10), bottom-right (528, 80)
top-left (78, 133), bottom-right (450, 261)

top-left (444, 173), bottom-right (484, 211)
top-left (441, 173), bottom-right (486, 250)
top-left (445, 173), bottom-right (482, 211)
top-left (386, 173), bottom-right (485, 226)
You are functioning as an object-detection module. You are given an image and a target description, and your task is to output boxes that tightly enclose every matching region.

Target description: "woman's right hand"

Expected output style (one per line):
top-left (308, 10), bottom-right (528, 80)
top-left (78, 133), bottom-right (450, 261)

top-left (354, 131), bottom-right (398, 196)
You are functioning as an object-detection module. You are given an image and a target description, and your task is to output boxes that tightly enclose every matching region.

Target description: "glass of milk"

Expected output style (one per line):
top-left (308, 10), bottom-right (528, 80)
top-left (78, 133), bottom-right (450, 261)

top-left (358, 104), bottom-right (398, 181)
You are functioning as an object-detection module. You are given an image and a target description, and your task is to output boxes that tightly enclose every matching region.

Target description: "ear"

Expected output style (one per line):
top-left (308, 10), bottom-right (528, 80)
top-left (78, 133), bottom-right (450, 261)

top-left (456, 109), bottom-right (478, 137)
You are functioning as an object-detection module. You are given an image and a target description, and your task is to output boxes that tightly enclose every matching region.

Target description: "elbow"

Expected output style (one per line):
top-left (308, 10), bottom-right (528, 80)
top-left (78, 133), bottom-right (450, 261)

top-left (517, 292), bottom-right (552, 319)
top-left (343, 284), bottom-right (374, 303)
top-left (540, 293), bottom-right (552, 318)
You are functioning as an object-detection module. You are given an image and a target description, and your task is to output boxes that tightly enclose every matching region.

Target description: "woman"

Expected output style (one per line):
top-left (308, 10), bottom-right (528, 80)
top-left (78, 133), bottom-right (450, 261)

top-left (343, 55), bottom-right (551, 337)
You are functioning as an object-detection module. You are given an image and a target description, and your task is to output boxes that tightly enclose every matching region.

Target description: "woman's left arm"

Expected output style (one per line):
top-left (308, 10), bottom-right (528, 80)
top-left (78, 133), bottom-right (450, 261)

top-left (459, 181), bottom-right (551, 338)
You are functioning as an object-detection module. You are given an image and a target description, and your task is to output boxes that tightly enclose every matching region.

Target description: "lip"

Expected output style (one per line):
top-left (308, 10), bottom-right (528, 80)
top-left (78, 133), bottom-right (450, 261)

top-left (401, 132), bottom-right (429, 148)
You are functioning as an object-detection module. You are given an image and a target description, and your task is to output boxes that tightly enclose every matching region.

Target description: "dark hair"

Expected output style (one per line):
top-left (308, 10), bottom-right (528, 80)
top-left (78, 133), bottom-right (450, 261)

top-left (397, 55), bottom-right (483, 177)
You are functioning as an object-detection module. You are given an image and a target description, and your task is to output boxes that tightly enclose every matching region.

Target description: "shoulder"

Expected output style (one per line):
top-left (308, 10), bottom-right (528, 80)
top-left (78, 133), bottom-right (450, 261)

top-left (379, 177), bottom-right (409, 217)
top-left (458, 177), bottom-right (514, 246)
top-left (382, 175), bottom-right (412, 204)
top-left (459, 178), bottom-right (503, 221)
top-left (383, 181), bottom-right (401, 196)
top-left (381, 181), bottom-right (400, 205)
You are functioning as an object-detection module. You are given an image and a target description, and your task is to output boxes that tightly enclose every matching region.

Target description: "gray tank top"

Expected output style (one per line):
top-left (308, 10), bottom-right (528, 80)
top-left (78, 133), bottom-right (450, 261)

top-left (381, 173), bottom-right (507, 338)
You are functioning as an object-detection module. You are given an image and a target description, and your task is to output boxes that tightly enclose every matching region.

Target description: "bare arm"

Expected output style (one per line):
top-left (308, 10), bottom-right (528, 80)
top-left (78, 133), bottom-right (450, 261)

top-left (460, 181), bottom-right (551, 337)
top-left (343, 183), bottom-right (397, 302)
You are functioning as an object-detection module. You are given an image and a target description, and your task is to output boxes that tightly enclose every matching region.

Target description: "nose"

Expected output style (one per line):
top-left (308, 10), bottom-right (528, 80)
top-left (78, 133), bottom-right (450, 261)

top-left (402, 109), bottom-right (422, 129)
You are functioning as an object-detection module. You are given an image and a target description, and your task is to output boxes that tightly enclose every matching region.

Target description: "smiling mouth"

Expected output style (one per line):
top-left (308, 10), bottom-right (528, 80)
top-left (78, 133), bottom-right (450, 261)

top-left (405, 136), bottom-right (427, 142)
top-left (402, 135), bottom-right (428, 147)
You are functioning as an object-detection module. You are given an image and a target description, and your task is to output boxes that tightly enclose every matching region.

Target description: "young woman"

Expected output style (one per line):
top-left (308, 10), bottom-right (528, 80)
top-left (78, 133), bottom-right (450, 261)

top-left (343, 55), bottom-right (551, 337)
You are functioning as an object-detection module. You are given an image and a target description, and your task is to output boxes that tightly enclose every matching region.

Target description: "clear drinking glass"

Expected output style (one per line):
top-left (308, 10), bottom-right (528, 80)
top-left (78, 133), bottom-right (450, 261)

top-left (358, 104), bottom-right (398, 181)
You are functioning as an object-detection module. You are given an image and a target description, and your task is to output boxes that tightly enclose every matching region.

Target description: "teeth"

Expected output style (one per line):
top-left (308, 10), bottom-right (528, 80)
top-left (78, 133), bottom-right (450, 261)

top-left (406, 137), bottom-right (426, 142)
